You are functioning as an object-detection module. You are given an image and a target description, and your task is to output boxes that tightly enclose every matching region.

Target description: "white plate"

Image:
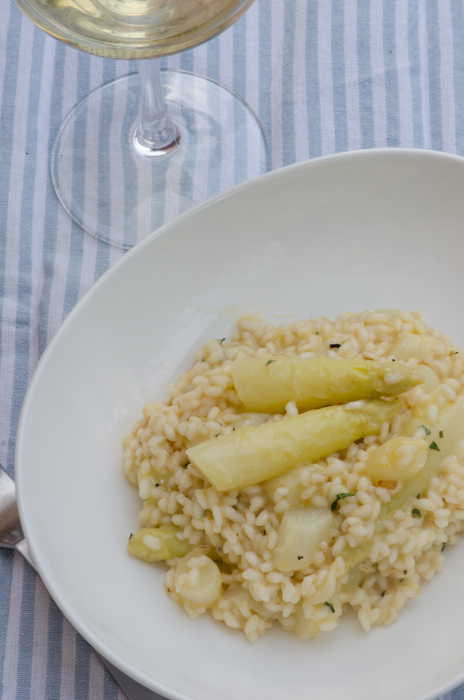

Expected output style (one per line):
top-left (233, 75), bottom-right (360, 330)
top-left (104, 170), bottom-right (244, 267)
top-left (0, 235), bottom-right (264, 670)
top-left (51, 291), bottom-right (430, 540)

top-left (16, 148), bottom-right (464, 700)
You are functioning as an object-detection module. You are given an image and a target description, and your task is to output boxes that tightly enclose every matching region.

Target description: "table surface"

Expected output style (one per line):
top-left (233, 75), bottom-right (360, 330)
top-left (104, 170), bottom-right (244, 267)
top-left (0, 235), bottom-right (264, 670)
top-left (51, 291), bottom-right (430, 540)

top-left (2, 0), bottom-right (464, 698)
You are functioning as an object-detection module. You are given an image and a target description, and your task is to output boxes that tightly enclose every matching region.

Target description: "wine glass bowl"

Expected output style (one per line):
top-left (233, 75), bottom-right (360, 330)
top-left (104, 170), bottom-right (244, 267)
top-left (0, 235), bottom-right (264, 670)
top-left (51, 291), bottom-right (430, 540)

top-left (14, 0), bottom-right (256, 58)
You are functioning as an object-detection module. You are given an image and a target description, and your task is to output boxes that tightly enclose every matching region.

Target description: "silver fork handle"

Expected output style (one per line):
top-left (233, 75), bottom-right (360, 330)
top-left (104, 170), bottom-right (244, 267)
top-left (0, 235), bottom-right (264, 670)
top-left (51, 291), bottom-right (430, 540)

top-left (14, 537), bottom-right (35, 568)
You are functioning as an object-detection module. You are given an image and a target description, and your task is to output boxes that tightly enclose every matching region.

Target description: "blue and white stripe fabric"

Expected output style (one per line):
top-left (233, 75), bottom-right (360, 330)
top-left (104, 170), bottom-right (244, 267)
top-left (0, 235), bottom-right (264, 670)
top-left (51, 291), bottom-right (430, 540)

top-left (2, 0), bottom-right (464, 698)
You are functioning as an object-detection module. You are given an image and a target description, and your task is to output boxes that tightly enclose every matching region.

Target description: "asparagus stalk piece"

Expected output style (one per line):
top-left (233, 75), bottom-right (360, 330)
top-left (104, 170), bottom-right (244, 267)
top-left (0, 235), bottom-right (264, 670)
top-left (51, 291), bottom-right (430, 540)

top-left (273, 506), bottom-right (335, 572)
top-left (390, 332), bottom-right (443, 363)
top-left (173, 549), bottom-right (222, 606)
top-left (128, 525), bottom-right (192, 562)
top-left (361, 436), bottom-right (427, 486)
top-left (342, 403), bottom-right (464, 567)
top-left (187, 399), bottom-right (403, 491)
top-left (383, 402), bottom-right (464, 517)
top-left (231, 356), bottom-right (423, 414)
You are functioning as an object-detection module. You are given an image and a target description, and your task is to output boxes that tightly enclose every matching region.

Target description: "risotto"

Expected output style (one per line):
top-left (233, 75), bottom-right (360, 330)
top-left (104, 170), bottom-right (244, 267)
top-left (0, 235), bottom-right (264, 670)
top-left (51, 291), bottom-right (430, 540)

top-left (122, 309), bottom-right (464, 642)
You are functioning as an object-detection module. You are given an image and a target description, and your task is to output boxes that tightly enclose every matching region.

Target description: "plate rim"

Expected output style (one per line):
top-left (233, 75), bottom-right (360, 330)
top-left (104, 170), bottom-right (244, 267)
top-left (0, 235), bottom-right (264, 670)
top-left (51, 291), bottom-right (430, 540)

top-left (15, 146), bottom-right (464, 700)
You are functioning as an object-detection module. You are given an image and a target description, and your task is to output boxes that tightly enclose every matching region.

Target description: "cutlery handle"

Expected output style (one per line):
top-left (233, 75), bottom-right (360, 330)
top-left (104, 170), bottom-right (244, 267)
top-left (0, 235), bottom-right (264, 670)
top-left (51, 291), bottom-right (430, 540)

top-left (14, 537), bottom-right (35, 568)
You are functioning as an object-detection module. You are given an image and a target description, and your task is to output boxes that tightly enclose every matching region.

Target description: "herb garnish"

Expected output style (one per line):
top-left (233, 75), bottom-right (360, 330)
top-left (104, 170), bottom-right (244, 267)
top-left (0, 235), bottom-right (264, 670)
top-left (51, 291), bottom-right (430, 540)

top-left (215, 434), bottom-right (221, 437)
top-left (266, 359), bottom-right (275, 366)
top-left (330, 343), bottom-right (341, 349)
top-left (416, 494), bottom-right (420, 499)
top-left (441, 543), bottom-right (446, 552)
top-left (218, 338), bottom-right (225, 344)
top-left (399, 578), bottom-right (404, 582)
top-left (129, 533), bottom-right (133, 540)
top-left (420, 425), bottom-right (431, 435)
top-left (315, 331), bottom-right (319, 335)
top-left (439, 430), bottom-right (444, 438)
top-left (324, 602), bottom-right (335, 613)
top-left (331, 493), bottom-right (355, 511)
top-left (429, 441), bottom-right (440, 451)
top-left (381, 591), bottom-right (386, 597)
top-left (412, 509), bottom-right (421, 517)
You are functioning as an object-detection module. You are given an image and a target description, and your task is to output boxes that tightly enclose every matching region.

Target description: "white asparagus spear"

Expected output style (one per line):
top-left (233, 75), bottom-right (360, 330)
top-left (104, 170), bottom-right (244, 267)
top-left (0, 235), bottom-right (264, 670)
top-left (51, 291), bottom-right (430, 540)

top-left (187, 399), bottom-right (402, 491)
top-left (231, 356), bottom-right (423, 413)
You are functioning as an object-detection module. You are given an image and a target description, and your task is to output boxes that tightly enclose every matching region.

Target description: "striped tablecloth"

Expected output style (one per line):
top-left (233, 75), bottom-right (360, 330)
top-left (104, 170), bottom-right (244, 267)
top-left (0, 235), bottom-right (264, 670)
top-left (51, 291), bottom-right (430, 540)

top-left (2, 1), bottom-right (464, 698)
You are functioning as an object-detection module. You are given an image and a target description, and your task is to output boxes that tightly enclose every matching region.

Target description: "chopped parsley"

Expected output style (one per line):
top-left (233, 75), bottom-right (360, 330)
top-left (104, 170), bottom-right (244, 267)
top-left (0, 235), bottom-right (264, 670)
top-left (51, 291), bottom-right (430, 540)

top-left (330, 343), bottom-right (341, 349)
top-left (381, 591), bottom-right (386, 598)
top-left (129, 533), bottom-right (133, 540)
top-left (184, 461), bottom-right (190, 467)
top-left (412, 508), bottom-right (421, 518)
top-left (324, 602), bottom-right (335, 613)
top-left (215, 434), bottom-right (221, 437)
top-left (429, 441), bottom-right (440, 451)
top-left (399, 578), bottom-right (404, 583)
top-left (416, 494), bottom-right (421, 499)
top-left (331, 493), bottom-right (355, 511)
top-left (218, 338), bottom-right (225, 344)
top-left (439, 430), bottom-right (444, 438)
top-left (315, 331), bottom-right (319, 335)
top-left (265, 359), bottom-right (275, 366)
top-left (441, 543), bottom-right (446, 552)
top-left (420, 425), bottom-right (431, 436)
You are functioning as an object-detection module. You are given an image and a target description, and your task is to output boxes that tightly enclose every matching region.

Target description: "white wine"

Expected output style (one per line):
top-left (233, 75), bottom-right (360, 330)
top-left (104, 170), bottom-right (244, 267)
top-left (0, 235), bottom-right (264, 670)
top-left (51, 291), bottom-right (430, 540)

top-left (15, 0), bottom-right (254, 58)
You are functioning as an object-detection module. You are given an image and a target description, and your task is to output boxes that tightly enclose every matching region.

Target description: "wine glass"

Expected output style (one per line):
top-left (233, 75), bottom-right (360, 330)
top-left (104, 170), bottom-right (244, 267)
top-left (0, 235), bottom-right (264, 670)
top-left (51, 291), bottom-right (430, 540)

top-left (14, 0), bottom-right (267, 248)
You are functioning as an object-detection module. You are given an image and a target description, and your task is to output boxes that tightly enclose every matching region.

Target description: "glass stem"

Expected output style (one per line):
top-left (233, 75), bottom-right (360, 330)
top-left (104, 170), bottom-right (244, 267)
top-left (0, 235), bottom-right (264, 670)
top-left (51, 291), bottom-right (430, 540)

top-left (132, 59), bottom-right (181, 157)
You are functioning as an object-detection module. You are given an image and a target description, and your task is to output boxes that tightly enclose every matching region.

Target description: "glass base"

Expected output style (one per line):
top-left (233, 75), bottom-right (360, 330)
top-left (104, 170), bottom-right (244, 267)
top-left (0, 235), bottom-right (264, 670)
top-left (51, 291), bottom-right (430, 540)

top-left (51, 70), bottom-right (268, 249)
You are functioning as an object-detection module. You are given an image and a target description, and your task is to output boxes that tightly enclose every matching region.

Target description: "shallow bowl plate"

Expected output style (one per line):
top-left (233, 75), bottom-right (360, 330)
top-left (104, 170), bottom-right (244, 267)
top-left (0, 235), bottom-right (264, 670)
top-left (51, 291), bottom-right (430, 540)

top-left (16, 149), bottom-right (464, 700)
